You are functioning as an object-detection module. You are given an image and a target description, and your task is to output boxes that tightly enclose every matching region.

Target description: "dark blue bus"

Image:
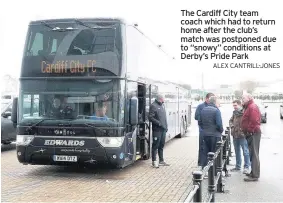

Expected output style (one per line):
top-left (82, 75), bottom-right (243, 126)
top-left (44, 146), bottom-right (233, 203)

top-left (11, 18), bottom-right (192, 168)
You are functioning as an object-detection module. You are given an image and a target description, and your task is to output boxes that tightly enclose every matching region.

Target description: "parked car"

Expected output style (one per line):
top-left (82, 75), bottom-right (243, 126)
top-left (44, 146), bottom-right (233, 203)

top-left (280, 103), bottom-right (283, 119)
top-left (1, 101), bottom-right (17, 144)
top-left (255, 102), bottom-right (268, 123)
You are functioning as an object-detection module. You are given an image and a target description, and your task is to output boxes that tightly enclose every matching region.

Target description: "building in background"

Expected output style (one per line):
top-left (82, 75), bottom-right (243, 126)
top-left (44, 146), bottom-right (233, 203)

top-left (1, 74), bottom-right (19, 98)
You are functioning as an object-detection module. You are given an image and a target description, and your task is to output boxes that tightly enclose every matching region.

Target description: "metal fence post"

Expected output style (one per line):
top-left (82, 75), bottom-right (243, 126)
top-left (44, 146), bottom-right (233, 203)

top-left (213, 154), bottom-right (217, 177)
top-left (216, 141), bottom-right (224, 192)
top-left (208, 152), bottom-right (215, 202)
top-left (222, 134), bottom-right (228, 176)
top-left (227, 127), bottom-right (232, 157)
top-left (224, 129), bottom-right (230, 165)
top-left (193, 171), bottom-right (203, 203)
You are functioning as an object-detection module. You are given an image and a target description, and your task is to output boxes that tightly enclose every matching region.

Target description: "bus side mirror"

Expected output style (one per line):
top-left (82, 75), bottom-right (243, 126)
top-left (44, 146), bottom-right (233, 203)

top-left (11, 97), bottom-right (18, 124)
top-left (129, 97), bottom-right (138, 125)
top-left (2, 111), bottom-right (11, 118)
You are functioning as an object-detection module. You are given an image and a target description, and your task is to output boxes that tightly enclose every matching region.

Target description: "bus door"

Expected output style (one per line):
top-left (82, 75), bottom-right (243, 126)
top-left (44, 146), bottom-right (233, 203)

top-left (136, 83), bottom-right (151, 160)
top-left (125, 81), bottom-right (138, 164)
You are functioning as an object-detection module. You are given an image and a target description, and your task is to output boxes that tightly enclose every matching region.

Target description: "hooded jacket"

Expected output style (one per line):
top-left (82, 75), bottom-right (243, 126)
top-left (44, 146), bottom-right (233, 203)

top-left (229, 108), bottom-right (245, 139)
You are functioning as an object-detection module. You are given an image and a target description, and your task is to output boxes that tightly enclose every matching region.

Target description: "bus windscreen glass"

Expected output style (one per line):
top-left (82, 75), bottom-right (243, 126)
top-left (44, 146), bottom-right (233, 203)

top-left (21, 21), bottom-right (122, 77)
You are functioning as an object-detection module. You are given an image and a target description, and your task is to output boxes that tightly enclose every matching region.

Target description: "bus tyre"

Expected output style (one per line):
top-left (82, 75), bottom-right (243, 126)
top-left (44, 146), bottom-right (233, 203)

top-left (179, 117), bottom-right (186, 137)
top-left (182, 119), bottom-right (186, 135)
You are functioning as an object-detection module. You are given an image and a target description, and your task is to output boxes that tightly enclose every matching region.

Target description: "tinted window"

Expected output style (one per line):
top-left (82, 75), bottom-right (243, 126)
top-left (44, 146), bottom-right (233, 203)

top-left (21, 21), bottom-right (123, 77)
top-left (25, 23), bottom-right (121, 57)
top-left (19, 79), bottom-right (124, 125)
top-left (28, 32), bottom-right (43, 56)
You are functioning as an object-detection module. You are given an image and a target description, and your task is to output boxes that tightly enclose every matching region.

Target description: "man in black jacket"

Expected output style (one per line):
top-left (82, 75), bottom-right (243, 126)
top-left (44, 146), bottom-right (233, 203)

top-left (200, 96), bottom-right (224, 170)
top-left (148, 94), bottom-right (169, 168)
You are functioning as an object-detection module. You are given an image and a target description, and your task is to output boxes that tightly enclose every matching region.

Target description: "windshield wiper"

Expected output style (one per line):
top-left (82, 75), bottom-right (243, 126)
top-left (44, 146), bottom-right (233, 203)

top-left (83, 123), bottom-right (110, 136)
top-left (83, 123), bottom-right (106, 132)
top-left (25, 118), bottom-right (55, 132)
top-left (25, 118), bottom-right (75, 132)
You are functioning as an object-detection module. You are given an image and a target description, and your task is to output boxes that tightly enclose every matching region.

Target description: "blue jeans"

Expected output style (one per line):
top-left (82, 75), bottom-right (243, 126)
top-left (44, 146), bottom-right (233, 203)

top-left (233, 138), bottom-right (251, 169)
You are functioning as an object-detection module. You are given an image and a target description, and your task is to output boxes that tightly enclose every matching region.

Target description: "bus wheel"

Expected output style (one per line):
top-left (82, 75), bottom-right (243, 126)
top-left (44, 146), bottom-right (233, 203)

top-left (181, 117), bottom-right (186, 136)
top-left (176, 117), bottom-right (184, 138)
top-left (184, 119), bottom-right (188, 133)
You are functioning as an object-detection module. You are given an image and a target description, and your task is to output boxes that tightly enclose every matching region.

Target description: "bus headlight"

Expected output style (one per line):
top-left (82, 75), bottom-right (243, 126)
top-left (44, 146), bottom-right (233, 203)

top-left (16, 135), bottom-right (34, 146)
top-left (97, 137), bottom-right (124, 148)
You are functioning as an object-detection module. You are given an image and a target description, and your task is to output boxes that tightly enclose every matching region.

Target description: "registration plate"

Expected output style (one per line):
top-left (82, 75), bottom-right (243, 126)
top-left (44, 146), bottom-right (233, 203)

top-left (53, 155), bottom-right (77, 162)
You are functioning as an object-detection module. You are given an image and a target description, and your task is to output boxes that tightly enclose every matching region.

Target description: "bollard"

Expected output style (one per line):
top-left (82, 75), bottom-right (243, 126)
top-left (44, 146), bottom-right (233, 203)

top-left (224, 131), bottom-right (230, 165)
top-left (227, 127), bottom-right (232, 157)
top-left (213, 156), bottom-right (217, 176)
top-left (222, 134), bottom-right (228, 176)
top-left (214, 143), bottom-right (221, 177)
top-left (193, 171), bottom-right (203, 203)
top-left (208, 152), bottom-right (215, 202)
top-left (222, 134), bottom-right (227, 159)
top-left (216, 141), bottom-right (224, 192)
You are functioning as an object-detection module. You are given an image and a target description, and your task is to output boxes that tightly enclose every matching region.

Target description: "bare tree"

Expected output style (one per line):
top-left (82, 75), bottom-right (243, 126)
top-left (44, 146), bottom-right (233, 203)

top-left (180, 84), bottom-right (191, 90)
top-left (239, 80), bottom-right (258, 93)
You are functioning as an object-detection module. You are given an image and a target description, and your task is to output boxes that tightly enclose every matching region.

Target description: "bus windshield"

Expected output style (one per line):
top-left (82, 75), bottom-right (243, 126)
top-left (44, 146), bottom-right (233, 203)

top-left (18, 79), bottom-right (125, 126)
top-left (21, 21), bottom-right (122, 77)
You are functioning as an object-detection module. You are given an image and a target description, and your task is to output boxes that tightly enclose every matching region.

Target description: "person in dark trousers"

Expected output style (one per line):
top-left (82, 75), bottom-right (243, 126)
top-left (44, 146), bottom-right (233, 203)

top-left (241, 93), bottom-right (261, 181)
top-left (200, 96), bottom-right (223, 172)
top-left (195, 92), bottom-right (215, 166)
top-left (229, 100), bottom-right (251, 174)
top-left (148, 94), bottom-right (169, 168)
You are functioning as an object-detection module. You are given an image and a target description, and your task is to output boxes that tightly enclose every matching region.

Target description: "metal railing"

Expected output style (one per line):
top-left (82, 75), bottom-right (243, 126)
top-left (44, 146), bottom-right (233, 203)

top-left (185, 127), bottom-right (231, 203)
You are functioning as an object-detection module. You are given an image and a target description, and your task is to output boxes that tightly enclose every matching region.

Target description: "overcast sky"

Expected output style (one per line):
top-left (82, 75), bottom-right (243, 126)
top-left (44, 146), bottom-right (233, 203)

top-left (0, 0), bottom-right (282, 91)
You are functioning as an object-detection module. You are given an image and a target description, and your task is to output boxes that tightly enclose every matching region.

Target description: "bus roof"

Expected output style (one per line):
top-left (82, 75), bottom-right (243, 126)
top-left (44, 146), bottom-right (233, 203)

top-left (29, 17), bottom-right (127, 25)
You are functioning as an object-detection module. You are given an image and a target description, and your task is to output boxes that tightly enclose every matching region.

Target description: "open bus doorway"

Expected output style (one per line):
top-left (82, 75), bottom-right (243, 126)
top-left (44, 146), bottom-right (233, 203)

top-left (137, 83), bottom-right (151, 160)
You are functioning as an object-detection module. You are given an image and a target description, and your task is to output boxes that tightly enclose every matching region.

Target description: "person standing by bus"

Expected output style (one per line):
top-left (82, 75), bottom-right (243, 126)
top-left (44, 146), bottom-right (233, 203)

top-left (194, 93), bottom-right (215, 167)
top-left (241, 93), bottom-right (261, 181)
top-left (199, 96), bottom-right (223, 170)
top-left (148, 94), bottom-right (169, 168)
top-left (229, 100), bottom-right (251, 174)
